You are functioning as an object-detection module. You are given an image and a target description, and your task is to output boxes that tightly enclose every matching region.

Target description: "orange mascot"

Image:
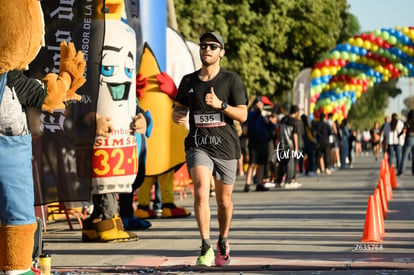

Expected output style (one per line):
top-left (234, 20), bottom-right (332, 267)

top-left (0, 1), bottom-right (85, 274)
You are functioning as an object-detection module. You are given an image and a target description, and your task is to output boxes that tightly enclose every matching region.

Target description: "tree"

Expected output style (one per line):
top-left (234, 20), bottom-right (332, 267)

top-left (173, 0), bottom-right (350, 102)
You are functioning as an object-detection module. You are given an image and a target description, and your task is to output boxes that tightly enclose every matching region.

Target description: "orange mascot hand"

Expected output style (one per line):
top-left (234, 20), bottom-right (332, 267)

top-left (136, 73), bottom-right (148, 98)
top-left (59, 41), bottom-right (86, 95)
top-left (41, 72), bottom-right (71, 113)
top-left (156, 71), bottom-right (177, 99)
top-left (41, 41), bottom-right (85, 113)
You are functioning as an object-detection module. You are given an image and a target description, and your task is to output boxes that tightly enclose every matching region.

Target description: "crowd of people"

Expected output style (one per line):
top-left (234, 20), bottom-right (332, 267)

top-left (239, 103), bottom-right (414, 192)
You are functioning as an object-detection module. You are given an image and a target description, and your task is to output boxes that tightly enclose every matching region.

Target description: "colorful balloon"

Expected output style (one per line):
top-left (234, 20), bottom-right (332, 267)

top-left (310, 26), bottom-right (414, 122)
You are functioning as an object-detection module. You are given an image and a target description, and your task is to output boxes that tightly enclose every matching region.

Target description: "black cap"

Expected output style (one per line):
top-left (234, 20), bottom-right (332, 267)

top-left (200, 32), bottom-right (225, 49)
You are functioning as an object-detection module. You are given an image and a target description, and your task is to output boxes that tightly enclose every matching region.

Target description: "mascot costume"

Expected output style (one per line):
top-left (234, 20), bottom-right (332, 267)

top-left (79, 0), bottom-right (151, 242)
top-left (0, 1), bottom-right (86, 274)
top-left (135, 45), bottom-right (190, 219)
top-left (124, 1), bottom-right (190, 220)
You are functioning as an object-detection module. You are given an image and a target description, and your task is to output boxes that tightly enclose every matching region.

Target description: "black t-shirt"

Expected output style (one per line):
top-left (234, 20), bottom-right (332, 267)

top-left (175, 68), bottom-right (248, 159)
top-left (313, 120), bottom-right (332, 144)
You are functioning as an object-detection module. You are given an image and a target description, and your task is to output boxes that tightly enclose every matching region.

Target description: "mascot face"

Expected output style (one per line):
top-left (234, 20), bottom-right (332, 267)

top-left (0, 0), bottom-right (45, 73)
top-left (99, 20), bottom-right (135, 103)
top-left (95, 20), bottom-right (136, 128)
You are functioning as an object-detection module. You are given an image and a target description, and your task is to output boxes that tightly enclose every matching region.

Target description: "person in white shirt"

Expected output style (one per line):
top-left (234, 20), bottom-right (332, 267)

top-left (382, 113), bottom-right (405, 171)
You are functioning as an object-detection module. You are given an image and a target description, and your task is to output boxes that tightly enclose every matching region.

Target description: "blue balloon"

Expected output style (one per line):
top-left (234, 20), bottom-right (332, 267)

top-left (343, 43), bottom-right (352, 52)
top-left (311, 78), bottom-right (322, 86)
top-left (351, 46), bottom-right (359, 54)
top-left (322, 76), bottom-right (331, 83)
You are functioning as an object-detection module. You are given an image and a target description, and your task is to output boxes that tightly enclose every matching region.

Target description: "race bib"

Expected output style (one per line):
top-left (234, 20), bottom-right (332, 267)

top-left (194, 111), bottom-right (226, 128)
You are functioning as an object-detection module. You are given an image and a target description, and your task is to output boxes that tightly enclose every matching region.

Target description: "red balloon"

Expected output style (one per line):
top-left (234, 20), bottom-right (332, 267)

top-left (322, 59), bottom-right (330, 67)
top-left (368, 33), bottom-right (376, 42)
top-left (376, 37), bottom-right (384, 46)
top-left (385, 63), bottom-right (394, 70)
top-left (338, 59), bottom-right (347, 66)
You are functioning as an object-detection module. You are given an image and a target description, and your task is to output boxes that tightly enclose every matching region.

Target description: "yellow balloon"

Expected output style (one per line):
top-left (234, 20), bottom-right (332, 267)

top-left (333, 112), bottom-right (341, 121)
top-left (312, 69), bottom-right (321, 78)
top-left (375, 65), bottom-right (384, 74)
top-left (355, 37), bottom-right (363, 47)
top-left (363, 40), bottom-right (371, 50)
top-left (401, 27), bottom-right (409, 34)
top-left (356, 90), bottom-right (361, 98)
top-left (321, 67), bottom-right (330, 76)
top-left (337, 113), bottom-right (343, 122)
top-left (324, 105), bottom-right (333, 114)
top-left (371, 44), bottom-right (378, 52)
top-left (309, 103), bottom-right (315, 112)
top-left (409, 29), bottom-right (414, 40)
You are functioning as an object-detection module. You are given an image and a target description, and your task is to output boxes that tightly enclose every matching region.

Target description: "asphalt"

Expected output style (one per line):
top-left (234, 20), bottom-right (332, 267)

top-left (37, 153), bottom-right (414, 275)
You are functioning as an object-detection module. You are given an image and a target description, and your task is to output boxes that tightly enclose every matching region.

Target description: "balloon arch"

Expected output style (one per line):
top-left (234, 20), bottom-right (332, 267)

top-left (310, 26), bottom-right (414, 122)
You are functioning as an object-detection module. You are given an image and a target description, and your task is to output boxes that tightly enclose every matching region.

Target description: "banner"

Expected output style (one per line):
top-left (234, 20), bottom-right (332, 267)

top-left (28, 1), bottom-right (106, 205)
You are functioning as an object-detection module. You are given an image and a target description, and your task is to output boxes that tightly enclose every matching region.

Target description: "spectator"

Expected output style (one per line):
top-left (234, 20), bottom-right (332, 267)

top-left (296, 112), bottom-right (305, 175)
top-left (239, 123), bottom-right (249, 175)
top-left (301, 114), bottom-right (317, 176)
top-left (264, 110), bottom-right (279, 184)
top-left (348, 127), bottom-right (356, 168)
top-left (370, 121), bottom-right (381, 161)
top-left (327, 113), bottom-right (340, 169)
top-left (382, 113), bottom-right (405, 171)
top-left (313, 113), bottom-right (332, 175)
top-left (339, 118), bottom-right (350, 169)
top-left (275, 105), bottom-right (302, 188)
top-left (398, 109), bottom-right (414, 176)
top-left (245, 96), bottom-right (276, 192)
top-left (361, 128), bottom-right (371, 156)
top-left (380, 115), bottom-right (390, 156)
top-left (354, 128), bottom-right (362, 157)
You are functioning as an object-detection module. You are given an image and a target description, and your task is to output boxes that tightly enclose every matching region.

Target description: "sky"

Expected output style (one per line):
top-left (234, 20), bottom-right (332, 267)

top-left (347, 0), bottom-right (414, 116)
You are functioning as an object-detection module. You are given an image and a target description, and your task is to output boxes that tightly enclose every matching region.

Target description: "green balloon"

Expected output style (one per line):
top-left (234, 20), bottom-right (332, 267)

top-left (340, 51), bottom-right (349, 60)
top-left (331, 50), bottom-right (340, 59)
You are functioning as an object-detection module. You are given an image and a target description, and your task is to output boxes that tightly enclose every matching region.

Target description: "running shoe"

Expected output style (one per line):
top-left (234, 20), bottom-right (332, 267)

top-left (215, 240), bottom-right (230, 266)
top-left (284, 182), bottom-right (302, 189)
top-left (196, 245), bottom-right (215, 266)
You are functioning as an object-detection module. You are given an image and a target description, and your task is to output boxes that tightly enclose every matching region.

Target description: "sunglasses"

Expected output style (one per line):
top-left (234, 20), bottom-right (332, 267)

top-left (200, 43), bottom-right (221, 51)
